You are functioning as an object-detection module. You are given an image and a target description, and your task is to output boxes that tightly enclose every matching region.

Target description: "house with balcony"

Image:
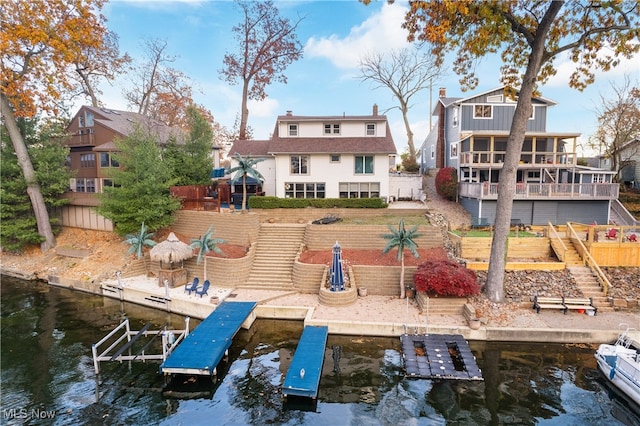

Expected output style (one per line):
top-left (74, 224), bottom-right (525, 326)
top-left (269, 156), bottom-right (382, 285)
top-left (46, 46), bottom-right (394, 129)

top-left (419, 87), bottom-right (618, 225)
top-left (228, 105), bottom-right (397, 201)
top-left (60, 106), bottom-right (183, 229)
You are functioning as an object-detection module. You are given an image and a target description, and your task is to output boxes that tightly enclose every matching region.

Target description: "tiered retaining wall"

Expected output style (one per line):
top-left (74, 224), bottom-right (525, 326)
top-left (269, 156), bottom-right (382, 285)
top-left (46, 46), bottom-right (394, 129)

top-left (304, 225), bottom-right (442, 250)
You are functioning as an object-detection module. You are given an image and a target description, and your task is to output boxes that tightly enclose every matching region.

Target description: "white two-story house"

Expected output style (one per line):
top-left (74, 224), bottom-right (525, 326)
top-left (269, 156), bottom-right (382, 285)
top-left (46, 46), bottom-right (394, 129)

top-left (229, 105), bottom-right (397, 200)
top-left (419, 87), bottom-right (618, 225)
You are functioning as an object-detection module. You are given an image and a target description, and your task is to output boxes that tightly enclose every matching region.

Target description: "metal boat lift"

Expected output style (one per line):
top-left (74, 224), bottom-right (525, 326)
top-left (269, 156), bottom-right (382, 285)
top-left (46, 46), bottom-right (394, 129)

top-left (91, 317), bottom-right (190, 374)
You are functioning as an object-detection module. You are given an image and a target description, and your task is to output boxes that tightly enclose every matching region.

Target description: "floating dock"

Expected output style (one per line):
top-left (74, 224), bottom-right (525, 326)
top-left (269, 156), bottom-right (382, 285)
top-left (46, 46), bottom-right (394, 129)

top-left (160, 301), bottom-right (256, 377)
top-left (282, 325), bottom-right (329, 399)
top-left (401, 334), bottom-right (483, 381)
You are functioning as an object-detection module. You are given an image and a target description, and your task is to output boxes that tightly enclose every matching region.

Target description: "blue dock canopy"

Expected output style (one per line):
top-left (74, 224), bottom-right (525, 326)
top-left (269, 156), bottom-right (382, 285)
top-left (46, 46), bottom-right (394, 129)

top-left (282, 325), bottom-right (329, 399)
top-left (160, 301), bottom-right (256, 377)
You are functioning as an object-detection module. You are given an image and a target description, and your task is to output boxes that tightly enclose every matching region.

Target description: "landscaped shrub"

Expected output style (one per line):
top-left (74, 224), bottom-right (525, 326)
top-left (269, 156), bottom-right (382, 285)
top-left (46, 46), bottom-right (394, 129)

top-left (401, 156), bottom-right (420, 173)
top-left (249, 196), bottom-right (388, 209)
top-left (413, 259), bottom-right (480, 297)
top-left (435, 167), bottom-right (458, 201)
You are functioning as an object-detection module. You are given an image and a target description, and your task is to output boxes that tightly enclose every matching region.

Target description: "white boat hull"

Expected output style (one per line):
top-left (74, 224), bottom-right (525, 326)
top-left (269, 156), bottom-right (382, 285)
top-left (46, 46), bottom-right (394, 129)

top-left (595, 343), bottom-right (640, 406)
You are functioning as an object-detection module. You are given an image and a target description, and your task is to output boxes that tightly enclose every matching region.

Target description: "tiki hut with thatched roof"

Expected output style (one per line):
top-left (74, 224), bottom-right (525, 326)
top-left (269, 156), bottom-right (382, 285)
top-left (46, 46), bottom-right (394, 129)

top-left (150, 232), bottom-right (194, 287)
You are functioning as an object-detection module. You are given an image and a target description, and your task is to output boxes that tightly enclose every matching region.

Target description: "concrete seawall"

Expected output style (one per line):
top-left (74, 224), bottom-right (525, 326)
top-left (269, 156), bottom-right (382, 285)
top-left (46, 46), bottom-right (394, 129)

top-left (41, 273), bottom-right (640, 346)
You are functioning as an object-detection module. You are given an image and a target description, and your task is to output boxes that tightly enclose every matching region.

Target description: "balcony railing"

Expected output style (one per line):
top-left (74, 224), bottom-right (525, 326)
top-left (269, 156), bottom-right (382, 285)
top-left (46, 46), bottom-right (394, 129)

top-left (67, 132), bottom-right (95, 147)
top-left (459, 151), bottom-right (576, 167)
top-left (459, 182), bottom-right (619, 200)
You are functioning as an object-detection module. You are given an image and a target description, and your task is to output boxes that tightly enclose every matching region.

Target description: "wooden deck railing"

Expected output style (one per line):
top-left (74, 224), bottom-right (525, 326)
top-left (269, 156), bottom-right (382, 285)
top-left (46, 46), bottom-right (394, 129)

top-left (459, 182), bottom-right (619, 200)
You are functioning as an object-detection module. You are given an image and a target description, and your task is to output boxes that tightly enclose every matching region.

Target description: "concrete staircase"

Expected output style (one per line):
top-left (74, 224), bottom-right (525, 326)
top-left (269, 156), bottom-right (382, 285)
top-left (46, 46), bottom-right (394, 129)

top-left (240, 223), bottom-right (306, 290)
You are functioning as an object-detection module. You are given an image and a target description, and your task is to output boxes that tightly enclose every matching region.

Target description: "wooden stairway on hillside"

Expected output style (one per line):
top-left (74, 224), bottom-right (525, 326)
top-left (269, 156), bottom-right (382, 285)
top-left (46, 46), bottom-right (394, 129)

top-left (241, 223), bottom-right (306, 290)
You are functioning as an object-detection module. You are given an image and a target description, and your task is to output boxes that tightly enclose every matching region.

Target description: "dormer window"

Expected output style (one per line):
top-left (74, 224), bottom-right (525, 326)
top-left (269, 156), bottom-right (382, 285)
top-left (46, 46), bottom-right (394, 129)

top-left (324, 123), bottom-right (340, 135)
top-left (366, 123), bottom-right (376, 136)
top-left (474, 105), bottom-right (492, 119)
top-left (288, 123), bottom-right (298, 136)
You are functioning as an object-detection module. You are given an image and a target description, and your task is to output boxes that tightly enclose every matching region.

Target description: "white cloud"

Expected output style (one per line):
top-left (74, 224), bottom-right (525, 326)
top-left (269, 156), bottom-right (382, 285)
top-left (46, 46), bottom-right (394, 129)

top-left (304, 1), bottom-right (410, 69)
top-left (248, 98), bottom-right (280, 118)
top-left (545, 47), bottom-right (640, 88)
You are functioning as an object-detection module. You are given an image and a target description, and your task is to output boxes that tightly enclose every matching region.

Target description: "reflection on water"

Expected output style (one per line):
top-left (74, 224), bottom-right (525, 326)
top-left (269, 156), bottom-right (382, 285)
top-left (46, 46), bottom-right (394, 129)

top-left (1, 275), bottom-right (636, 425)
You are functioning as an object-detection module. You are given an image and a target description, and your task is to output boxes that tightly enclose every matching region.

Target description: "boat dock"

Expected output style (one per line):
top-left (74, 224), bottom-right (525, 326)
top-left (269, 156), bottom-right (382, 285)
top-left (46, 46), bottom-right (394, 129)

top-left (401, 334), bottom-right (483, 381)
top-left (160, 301), bottom-right (256, 377)
top-left (282, 325), bottom-right (329, 399)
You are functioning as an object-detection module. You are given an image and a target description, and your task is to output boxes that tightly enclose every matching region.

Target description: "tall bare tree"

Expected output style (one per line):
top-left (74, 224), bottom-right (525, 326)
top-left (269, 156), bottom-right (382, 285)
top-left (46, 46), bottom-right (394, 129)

top-left (220, 0), bottom-right (303, 140)
top-left (123, 38), bottom-right (195, 127)
top-left (399, 1), bottom-right (639, 302)
top-left (72, 30), bottom-right (131, 107)
top-left (1, 0), bottom-right (113, 252)
top-left (590, 76), bottom-right (640, 181)
top-left (358, 48), bottom-right (443, 161)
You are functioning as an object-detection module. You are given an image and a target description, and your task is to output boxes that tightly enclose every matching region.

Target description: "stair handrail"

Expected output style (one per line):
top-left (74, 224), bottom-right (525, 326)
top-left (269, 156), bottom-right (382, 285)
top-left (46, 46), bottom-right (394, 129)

top-left (546, 222), bottom-right (567, 261)
top-left (611, 198), bottom-right (639, 226)
top-left (566, 222), bottom-right (611, 296)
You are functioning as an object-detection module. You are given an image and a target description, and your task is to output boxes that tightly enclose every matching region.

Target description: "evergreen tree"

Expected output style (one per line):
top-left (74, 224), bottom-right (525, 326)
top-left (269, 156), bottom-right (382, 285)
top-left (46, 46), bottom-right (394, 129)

top-left (164, 105), bottom-right (215, 185)
top-left (1, 117), bottom-right (72, 252)
top-left (97, 127), bottom-right (181, 236)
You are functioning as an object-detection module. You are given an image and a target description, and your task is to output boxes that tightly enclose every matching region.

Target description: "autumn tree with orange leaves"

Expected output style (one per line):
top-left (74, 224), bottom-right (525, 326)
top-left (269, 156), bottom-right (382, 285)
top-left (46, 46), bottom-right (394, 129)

top-left (1, 0), bottom-right (123, 252)
top-left (220, 0), bottom-right (304, 140)
top-left (395, 1), bottom-right (639, 302)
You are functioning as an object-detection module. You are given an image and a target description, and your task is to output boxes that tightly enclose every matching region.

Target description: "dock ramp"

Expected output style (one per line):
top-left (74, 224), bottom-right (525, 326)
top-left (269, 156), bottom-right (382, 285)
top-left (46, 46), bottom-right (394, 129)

top-left (282, 325), bottom-right (329, 399)
top-left (160, 301), bottom-right (256, 377)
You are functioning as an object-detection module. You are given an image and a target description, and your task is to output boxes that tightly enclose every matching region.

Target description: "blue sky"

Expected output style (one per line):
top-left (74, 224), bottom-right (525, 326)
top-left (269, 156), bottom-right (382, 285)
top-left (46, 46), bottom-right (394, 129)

top-left (96, 0), bottom-right (639, 157)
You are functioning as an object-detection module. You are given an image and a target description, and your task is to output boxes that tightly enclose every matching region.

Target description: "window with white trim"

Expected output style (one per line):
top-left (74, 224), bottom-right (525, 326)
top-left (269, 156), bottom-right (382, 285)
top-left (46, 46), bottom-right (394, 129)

top-left (284, 182), bottom-right (325, 198)
top-left (452, 107), bottom-right (459, 127)
top-left (592, 174), bottom-right (606, 183)
top-left (450, 143), bottom-right (458, 158)
top-left (430, 145), bottom-right (435, 159)
top-left (366, 123), bottom-right (376, 136)
top-left (487, 94), bottom-right (503, 103)
top-left (473, 105), bottom-right (492, 119)
top-left (355, 155), bottom-right (374, 174)
top-left (339, 182), bottom-right (380, 198)
top-left (290, 155), bottom-right (308, 174)
top-left (288, 123), bottom-right (298, 136)
top-left (324, 123), bottom-right (340, 134)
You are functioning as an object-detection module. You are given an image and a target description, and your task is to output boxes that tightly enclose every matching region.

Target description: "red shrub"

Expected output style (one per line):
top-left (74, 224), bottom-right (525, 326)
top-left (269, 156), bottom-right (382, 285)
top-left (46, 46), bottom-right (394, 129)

top-left (435, 167), bottom-right (458, 201)
top-left (413, 259), bottom-right (480, 297)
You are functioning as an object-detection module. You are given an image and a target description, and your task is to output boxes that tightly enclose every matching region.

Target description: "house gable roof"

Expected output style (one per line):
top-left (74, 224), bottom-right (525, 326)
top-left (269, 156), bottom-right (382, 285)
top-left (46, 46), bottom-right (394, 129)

top-left (71, 106), bottom-right (184, 145)
top-left (230, 114), bottom-right (397, 157)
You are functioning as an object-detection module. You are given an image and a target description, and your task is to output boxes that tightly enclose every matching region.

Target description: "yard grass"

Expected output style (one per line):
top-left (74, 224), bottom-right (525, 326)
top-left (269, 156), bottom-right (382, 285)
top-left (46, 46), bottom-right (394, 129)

top-left (450, 229), bottom-right (538, 238)
top-left (337, 214), bottom-right (428, 226)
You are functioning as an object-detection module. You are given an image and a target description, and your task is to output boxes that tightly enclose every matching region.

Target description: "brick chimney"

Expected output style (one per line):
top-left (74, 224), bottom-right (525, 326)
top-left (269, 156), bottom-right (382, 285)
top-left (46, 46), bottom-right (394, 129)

top-left (372, 104), bottom-right (378, 116)
top-left (286, 110), bottom-right (292, 116)
top-left (439, 87), bottom-right (446, 98)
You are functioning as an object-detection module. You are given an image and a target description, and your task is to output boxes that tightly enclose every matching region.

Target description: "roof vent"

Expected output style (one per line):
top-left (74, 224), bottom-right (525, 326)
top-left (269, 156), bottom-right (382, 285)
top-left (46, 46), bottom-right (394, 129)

top-left (286, 110), bottom-right (292, 116)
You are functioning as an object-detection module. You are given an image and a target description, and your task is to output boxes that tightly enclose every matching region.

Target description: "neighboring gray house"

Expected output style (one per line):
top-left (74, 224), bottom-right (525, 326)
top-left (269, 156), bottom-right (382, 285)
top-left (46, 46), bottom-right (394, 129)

top-left (419, 87), bottom-right (618, 225)
top-left (595, 138), bottom-right (640, 189)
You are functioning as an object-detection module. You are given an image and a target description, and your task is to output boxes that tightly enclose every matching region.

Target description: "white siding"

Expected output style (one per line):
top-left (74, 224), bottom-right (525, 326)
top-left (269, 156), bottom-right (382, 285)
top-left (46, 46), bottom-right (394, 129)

top-left (272, 153), bottom-right (390, 198)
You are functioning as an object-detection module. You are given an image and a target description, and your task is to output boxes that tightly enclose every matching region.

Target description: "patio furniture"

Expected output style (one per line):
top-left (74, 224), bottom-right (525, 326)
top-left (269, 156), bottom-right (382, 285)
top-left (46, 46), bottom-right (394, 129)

top-left (604, 228), bottom-right (618, 240)
top-left (185, 277), bottom-right (199, 295)
top-left (195, 280), bottom-right (210, 298)
top-left (627, 233), bottom-right (637, 242)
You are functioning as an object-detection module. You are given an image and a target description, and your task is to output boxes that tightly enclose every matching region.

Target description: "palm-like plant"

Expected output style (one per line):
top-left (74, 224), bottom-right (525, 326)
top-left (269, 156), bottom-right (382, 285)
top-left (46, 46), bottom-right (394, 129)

top-left (382, 219), bottom-right (421, 299)
top-left (124, 222), bottom-right (156, 259)
top-left (190, 226), bottom-right (224, 280)
top-left (227, 153), bottom-right (265, 212)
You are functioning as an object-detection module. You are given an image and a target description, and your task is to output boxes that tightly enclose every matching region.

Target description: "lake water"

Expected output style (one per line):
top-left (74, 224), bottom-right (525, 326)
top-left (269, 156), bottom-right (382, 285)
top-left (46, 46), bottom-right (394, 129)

top-left (1, 275), bottom-right (638, 425)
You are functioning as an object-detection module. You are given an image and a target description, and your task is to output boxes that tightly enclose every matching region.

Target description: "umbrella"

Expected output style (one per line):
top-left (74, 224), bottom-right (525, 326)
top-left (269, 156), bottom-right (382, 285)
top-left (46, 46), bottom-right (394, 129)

top-left (150, 232), bottom-right (194, 268)
top-left (330, 241), bottom-right (345, 292)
